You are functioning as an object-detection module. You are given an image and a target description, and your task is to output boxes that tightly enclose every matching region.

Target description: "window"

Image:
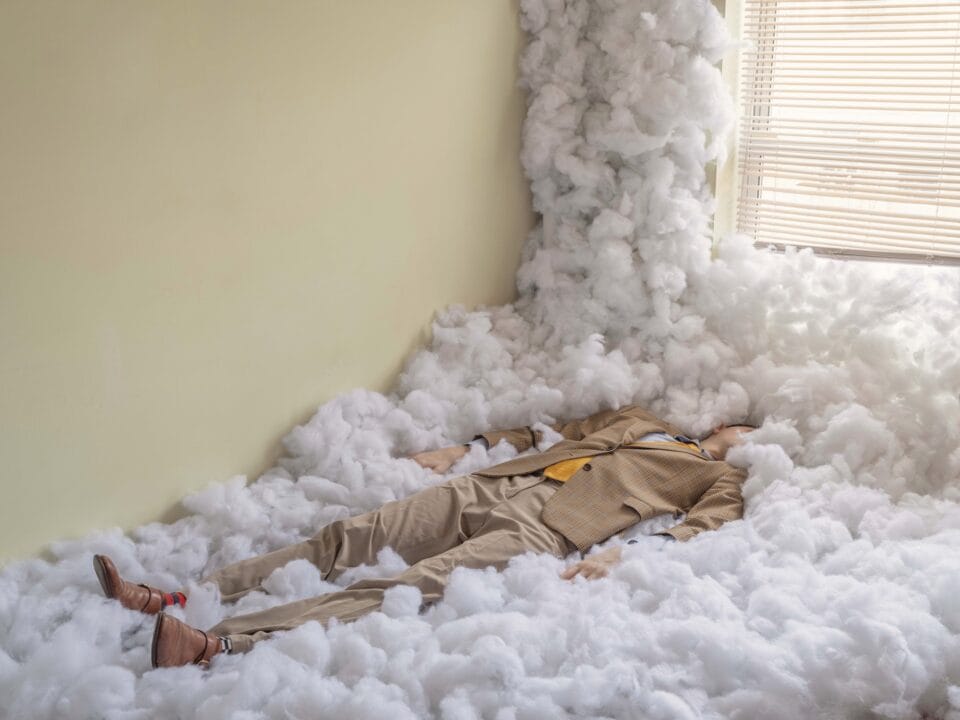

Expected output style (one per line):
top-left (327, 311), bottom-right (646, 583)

top-left (726, 0), bottom-right (960, 264)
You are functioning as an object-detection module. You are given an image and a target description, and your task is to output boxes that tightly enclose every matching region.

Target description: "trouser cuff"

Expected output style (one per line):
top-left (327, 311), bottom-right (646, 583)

top-left (224, 634), bottom-right (255, 654)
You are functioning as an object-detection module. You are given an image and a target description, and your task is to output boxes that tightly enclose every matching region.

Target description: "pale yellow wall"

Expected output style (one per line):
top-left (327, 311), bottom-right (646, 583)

top-left (0, 1), bottom-right (534, 562)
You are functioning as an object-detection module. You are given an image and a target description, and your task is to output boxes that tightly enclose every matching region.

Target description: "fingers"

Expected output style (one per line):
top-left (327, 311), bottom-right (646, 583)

top-left (584, 565), bottom-right (608, 580)
top-left (560, 564), bottom-right (580, 580)
top-left (411, 448), bottom-right (462, 473)
top-left (411, 452), bottom-right (431, 468)
top-left (560, 561), bottom-right (609, 581)
top-left (411, 452), bottom-right (451, 473)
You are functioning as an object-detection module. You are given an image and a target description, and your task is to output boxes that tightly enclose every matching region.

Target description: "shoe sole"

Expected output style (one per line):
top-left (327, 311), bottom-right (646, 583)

top-left (92, 555), bottom-right (114, 599)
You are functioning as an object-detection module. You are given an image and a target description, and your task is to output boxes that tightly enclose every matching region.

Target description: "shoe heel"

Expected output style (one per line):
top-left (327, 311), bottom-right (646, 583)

top-left (92, 555), bottom-right (112, 598)
top-left (151, 613), bottom-right (165, 668)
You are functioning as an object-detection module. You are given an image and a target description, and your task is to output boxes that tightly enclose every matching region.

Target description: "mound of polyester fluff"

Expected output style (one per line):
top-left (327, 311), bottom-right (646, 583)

top-left (2, 0), bottom-right (960, 718)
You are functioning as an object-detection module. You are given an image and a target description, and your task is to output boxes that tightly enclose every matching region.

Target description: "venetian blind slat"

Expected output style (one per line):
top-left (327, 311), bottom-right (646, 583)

top-left (736, 0), bottom-right (960, 262)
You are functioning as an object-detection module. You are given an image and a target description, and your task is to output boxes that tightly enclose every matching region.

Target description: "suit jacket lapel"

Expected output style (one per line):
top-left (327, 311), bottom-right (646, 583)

top-left (620, 441), bottom-right (709, 460)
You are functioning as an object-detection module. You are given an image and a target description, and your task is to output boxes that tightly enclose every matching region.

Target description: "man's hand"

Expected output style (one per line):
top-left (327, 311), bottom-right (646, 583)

top-left (410, 445), bottom-right (469, 473)
top-left (560, 545), bottom-right (623, 581)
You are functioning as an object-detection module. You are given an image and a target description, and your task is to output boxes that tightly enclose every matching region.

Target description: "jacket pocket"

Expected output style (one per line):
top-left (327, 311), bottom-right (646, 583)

top-left (622, 497), bottom-right (653, 519)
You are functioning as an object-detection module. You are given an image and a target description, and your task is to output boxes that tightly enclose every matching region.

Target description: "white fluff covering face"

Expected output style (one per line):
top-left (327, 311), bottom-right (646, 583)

top-left (3, 0), bottom-right (960, 718)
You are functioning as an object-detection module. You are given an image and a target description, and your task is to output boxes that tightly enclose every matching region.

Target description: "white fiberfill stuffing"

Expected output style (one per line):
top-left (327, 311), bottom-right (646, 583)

top-left (3, 0), bottom-right (960, 718)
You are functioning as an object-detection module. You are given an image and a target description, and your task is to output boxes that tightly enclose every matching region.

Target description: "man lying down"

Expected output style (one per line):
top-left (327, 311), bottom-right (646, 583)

top-left (92, 404), bottom-right (755, 668)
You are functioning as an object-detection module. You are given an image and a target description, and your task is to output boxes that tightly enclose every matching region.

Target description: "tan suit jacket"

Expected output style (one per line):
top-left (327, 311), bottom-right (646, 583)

top-left (472, 405), bottom-right (747, 553)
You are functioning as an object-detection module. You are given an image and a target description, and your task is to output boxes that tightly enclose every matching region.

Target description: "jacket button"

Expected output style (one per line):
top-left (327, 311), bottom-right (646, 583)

top-left (583, 463), bottom-right (592, 471)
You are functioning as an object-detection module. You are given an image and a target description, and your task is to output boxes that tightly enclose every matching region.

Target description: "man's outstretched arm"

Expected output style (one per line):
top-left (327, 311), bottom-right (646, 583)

top-left (411, 405), bottom-right (641, 473)
top-left (657, 468), bottom-right (747, 541)
top-left (473, 406), bottom-right (624, 454)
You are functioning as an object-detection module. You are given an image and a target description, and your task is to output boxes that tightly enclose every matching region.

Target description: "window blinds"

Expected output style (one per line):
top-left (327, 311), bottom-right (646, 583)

top-left (735, 0), bottom-right (960, 263)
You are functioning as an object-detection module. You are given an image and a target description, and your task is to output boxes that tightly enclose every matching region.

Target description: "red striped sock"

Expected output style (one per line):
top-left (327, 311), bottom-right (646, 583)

top-left (161, 591), bottom-right (187, 609)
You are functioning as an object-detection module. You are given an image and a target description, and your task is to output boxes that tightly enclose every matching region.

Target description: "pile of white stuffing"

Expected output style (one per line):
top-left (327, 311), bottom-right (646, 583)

top-left (2, 0), bottom-right (960, 717)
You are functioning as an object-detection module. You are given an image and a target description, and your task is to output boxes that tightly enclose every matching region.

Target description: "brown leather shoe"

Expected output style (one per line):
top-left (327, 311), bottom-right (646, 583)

top-left (151, 613), bottom-right (221, 668)
top-left (93, 554), bottom-right (172, 615)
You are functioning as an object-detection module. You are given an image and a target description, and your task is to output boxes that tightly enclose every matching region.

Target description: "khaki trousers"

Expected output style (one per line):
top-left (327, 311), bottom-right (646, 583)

top-left (201, 473), bottom-right (575, 653)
